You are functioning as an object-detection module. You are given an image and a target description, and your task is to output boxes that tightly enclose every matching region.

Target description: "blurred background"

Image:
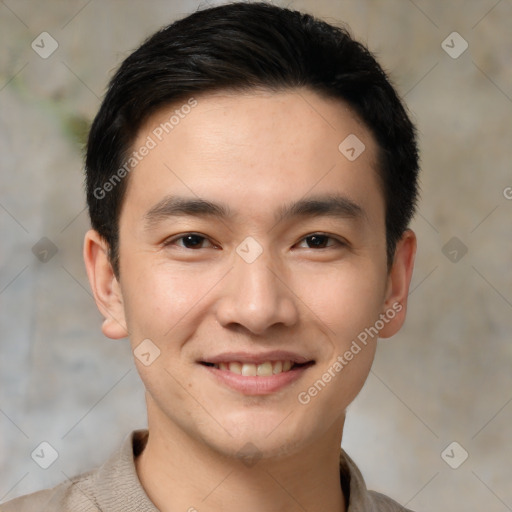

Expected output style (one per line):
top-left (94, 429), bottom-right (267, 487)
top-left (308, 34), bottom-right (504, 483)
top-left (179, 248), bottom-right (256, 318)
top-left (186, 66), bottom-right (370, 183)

top-left (0, 0), bottom-right (511, 510)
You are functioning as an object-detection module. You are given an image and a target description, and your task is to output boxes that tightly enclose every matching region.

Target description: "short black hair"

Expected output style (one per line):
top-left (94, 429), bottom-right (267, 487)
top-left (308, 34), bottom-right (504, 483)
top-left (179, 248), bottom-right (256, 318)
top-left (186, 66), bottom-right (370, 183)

top-left (85, 1), bottom-right (419, 277)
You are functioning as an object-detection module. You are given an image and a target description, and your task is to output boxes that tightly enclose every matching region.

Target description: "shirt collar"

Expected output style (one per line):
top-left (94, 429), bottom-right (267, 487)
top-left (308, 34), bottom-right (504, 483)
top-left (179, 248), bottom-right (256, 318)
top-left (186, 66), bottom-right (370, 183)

top-left (94, 429), bottom-right (374, 512)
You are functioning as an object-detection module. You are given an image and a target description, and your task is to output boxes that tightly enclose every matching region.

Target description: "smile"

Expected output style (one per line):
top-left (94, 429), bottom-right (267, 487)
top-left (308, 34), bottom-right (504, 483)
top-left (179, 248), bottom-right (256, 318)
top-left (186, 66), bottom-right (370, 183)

top-left (201, 360), bottom-right (313, 376)
top-left (200, 358), bottom-right (315, 395)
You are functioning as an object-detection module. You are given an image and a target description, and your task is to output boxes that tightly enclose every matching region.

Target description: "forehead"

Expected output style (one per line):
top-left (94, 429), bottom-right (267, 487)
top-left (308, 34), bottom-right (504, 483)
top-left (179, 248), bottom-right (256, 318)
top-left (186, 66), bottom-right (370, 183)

top-left (121, 88), bottom-right (383, 228)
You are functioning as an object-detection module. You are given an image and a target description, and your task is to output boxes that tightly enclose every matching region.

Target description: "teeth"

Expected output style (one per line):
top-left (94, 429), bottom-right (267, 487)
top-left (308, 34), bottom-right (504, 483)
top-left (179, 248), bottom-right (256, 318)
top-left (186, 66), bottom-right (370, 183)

top-left (228, 362), bottom-right (242, 374)
top-left (272, 361), bottom-right (283, 374)
top-left (241, 363), bottom-right (257, 376)
top-left (212, 360), bottom-right (297, 376)
top-left (256, 362), bottom-right (273, 376)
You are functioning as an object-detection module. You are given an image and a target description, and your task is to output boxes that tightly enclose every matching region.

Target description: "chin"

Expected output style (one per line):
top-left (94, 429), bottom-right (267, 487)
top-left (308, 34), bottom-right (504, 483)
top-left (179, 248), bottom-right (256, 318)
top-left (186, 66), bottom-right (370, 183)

top-left (210, 432), bottom-right (308, 464)
top-left (205, 414), bottom-right (312, 460)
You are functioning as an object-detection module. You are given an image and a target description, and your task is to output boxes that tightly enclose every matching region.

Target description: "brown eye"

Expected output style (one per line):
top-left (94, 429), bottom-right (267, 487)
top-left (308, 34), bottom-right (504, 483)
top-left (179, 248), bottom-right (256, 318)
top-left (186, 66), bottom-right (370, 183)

top-left (180, 234), bottom-right (206, 249)
top-left (305, 235), bottom-right (330, 248)
top-left (297, 233), bottom-right (343, 249)
top-left (164, 233), bottom-right (215, 249)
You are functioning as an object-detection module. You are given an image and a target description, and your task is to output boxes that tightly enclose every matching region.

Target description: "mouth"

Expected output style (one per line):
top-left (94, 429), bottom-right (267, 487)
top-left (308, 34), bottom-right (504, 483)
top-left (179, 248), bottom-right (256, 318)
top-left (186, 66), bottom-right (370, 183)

top-left (198, 353), bottom-right (315, 395)
top-left (200, 360), bottom-right (315, 376)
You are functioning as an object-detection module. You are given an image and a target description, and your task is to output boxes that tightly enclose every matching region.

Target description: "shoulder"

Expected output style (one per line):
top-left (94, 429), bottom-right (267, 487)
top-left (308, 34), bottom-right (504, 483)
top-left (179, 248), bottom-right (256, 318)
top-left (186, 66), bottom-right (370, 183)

top-left (1, 429), bottom-right (150, 512)
top-left (0, 468), bottom-right (101, 512)
top-left (367, 490), bottom-right (415, 511)
top-left (340, 449), bottom-right (416, 512)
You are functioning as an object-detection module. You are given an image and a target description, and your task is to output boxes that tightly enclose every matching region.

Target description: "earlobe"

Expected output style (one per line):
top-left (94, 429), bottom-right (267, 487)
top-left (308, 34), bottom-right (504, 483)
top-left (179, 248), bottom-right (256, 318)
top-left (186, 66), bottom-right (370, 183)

top-left (83, 229), bottom-right (128, 339)
top-left (379, 229), bottom-right (417, 339)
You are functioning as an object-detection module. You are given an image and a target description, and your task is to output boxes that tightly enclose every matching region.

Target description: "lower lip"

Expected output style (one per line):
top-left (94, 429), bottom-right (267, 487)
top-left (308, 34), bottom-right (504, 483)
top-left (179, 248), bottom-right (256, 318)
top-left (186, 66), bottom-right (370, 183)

top-left (201, 364), bottom-right (312, 395)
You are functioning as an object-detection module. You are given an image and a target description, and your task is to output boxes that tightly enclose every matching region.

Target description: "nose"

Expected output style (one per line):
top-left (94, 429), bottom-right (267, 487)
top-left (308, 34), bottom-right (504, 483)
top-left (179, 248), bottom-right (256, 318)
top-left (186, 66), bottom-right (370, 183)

top-left (215, 249), bottom-right (299, 335)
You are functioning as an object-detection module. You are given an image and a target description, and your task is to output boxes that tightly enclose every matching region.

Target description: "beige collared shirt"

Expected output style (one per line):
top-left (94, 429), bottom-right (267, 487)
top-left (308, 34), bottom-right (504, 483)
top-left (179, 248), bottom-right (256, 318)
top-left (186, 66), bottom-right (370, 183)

top-left (1, 429), bottom-right (414, 511)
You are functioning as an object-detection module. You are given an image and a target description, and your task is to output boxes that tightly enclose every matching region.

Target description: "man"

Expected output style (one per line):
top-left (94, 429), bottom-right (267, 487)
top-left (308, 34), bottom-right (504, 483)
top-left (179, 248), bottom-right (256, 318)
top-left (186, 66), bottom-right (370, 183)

top-left (2, 2), bottom-right (419, 510)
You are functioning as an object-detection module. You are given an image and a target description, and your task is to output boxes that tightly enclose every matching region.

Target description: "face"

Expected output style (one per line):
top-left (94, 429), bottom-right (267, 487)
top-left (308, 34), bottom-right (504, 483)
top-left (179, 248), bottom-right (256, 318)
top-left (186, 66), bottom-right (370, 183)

top-left (85, 88), bottom-right (415, 460)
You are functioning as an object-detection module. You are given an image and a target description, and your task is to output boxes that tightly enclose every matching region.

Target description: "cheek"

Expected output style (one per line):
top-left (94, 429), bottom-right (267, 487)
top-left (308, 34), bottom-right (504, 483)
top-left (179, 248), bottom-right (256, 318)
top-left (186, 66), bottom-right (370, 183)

top-left (297, 261), bottom-right (386, 339)
top-left (121, 260), bottom-right (203, 344)
top-left (120, 258), bottom-right (236, 364)
top-left (318, 266), bottom-right (384, 401)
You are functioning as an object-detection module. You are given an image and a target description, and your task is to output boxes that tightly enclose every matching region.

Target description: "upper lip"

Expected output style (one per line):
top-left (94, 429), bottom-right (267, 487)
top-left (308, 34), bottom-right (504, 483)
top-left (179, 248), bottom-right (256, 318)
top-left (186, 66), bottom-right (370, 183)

top-left (200, 351), bottom-right (314, 365)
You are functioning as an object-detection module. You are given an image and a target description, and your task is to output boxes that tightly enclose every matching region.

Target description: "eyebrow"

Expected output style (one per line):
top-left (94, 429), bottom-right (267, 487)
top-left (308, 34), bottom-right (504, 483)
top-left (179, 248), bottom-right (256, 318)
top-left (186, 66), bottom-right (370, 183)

top-left (143, 193), bottom-right (366, 230)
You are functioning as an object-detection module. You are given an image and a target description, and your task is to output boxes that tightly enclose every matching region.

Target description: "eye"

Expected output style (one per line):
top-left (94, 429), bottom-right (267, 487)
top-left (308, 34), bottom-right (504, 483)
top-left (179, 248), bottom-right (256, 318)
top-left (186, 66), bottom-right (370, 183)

top-left (163, 233), bottom-right (217, 250)
top-left (296, 233), bottom-right (345, 249)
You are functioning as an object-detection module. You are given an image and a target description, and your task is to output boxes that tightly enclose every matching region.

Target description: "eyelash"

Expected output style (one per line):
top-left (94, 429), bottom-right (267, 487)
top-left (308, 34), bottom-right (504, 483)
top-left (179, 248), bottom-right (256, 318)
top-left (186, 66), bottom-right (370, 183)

top-left (163, 232), bottom-right (346, 250)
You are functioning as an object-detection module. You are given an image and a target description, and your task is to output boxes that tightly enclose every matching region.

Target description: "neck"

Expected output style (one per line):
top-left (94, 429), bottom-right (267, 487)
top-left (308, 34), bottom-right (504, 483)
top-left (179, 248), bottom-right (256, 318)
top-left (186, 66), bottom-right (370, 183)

top-left (135, 401), bottom-right (347, 512)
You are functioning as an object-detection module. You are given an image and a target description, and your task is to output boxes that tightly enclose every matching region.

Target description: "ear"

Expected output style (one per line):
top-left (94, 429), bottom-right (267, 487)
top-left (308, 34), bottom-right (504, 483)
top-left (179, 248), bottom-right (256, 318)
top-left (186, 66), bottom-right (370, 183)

top-left (379, 229), bottom-right (417, 339)
top-left (83, 229), bottom-right (128, 339)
